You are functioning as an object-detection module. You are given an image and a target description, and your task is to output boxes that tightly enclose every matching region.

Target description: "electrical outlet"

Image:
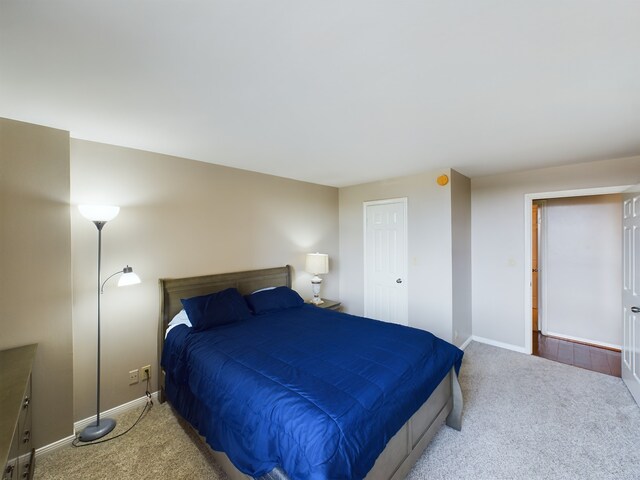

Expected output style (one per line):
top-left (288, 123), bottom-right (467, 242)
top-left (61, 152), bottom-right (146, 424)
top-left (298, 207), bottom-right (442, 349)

top-left (129, 369), bottom-right (139, 385)
top-left (141, 365), bottom-right (151, 381)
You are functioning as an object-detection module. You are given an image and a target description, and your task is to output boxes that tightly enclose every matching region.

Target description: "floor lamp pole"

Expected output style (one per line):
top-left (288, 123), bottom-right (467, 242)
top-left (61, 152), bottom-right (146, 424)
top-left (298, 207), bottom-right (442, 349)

top-left (78, 220), bottom-right (116, 442)
top-left (96, 221), bottom-right (103, 427)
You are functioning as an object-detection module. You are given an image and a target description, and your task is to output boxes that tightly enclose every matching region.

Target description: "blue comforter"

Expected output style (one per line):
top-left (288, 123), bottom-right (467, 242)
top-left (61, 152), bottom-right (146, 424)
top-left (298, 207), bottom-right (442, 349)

top-left (162, 305), bottom-right (463, 480)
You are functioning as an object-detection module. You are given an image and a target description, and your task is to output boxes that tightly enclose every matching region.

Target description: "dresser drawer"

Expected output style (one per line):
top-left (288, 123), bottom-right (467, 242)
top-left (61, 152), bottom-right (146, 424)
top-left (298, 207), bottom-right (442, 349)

top-left (1, 345), bottom-right (37, 480)
top-left (2, 428), bottom-right (19, 480)
top-left (18, 379), bottom-right (32, 453)
top-left (17, 377), bottom-right (33, 480)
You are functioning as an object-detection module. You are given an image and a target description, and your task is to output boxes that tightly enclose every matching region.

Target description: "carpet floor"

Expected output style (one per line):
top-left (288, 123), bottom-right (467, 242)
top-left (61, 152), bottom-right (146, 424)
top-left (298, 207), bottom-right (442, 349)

top-left (35, 342), bottom-right (640, 480)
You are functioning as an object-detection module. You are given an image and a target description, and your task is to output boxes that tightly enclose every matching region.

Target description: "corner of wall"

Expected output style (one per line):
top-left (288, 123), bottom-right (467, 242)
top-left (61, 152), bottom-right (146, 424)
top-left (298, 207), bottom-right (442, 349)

top-left (0, 118), bottom-right (74, 447)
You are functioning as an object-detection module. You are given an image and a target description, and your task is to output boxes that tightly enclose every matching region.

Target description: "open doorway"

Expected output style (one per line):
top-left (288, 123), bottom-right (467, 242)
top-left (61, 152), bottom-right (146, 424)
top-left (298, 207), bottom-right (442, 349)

top-left (524, 185), bottom-right (629, 354)
top-left (532, 201), bottom-right (540, 333)
top-left (530, 195), bottom-right (622, 376)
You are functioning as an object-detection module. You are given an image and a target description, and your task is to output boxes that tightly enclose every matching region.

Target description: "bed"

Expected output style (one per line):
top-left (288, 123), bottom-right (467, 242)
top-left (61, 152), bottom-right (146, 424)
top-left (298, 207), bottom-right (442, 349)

top-left (158, 265), bottom-right (463, 480)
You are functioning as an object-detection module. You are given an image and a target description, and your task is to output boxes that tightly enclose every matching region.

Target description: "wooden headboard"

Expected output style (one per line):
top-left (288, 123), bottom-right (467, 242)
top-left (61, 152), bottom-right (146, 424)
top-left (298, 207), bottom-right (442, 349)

top-left (157, 265), bottom-right (292, 401)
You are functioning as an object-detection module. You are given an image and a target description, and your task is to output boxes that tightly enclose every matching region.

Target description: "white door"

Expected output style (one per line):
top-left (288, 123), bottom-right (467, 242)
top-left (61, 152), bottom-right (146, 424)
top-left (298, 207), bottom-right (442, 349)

top-left (622, 184), bottom-right (640, 405)
top-left (364, 198), bottom-right (408, 325)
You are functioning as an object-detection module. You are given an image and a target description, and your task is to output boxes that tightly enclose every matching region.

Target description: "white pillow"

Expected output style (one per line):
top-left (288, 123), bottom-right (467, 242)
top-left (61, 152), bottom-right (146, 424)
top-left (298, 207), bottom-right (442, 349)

top-left (251, 286), bottom-right (277, 294)
top-left (165, 309), bottom-right (192, 338)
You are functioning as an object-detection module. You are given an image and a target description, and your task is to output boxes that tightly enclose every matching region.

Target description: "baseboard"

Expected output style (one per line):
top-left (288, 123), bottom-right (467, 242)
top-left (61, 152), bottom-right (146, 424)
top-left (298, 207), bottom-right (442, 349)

top-left (35, 434), bottom-right (76, 457)
top-left (471, 335), bottom-right (527, 354)
top-left (74, 391), bottom-right (160, 432)
top-left (459, 336), bottom-right (473, 350)
top-left (35, 391), bottom-right (160, 458)
top-left (544, 331), bottom-right (621, 351)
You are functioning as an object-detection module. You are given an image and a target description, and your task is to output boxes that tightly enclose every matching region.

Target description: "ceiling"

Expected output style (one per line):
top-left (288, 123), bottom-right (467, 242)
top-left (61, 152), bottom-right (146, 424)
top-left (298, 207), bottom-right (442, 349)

top-left (1, 1), bottom-right (639, 187)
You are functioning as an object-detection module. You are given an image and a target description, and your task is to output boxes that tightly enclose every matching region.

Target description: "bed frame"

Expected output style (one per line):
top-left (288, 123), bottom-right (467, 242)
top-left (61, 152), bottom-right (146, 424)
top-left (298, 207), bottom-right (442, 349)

top-left (158, 265), bottom-right (462, 480)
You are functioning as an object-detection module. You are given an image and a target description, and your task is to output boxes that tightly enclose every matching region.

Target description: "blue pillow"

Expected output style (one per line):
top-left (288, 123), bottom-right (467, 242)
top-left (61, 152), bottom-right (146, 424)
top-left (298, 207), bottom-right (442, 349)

top-left (181, 288), bottom-right (252, 331)
top-left (245, 286), bottom-right (304, 315)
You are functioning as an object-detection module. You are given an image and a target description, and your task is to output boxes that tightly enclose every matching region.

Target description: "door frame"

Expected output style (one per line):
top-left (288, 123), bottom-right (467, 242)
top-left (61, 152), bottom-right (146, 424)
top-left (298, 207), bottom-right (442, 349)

top-left (523, 185), bottom-right (630, 354)
top-left (538, 200), bottom-right (548, 335)
top-left (531, 201), bottom-right (542, 333)
top-left (363, 197), bottom-right (408, 320)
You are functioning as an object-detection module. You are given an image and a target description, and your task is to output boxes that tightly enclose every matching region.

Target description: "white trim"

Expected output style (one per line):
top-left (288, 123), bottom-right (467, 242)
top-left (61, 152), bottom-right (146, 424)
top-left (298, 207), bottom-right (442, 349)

top-left (545, 331), bottom-right (621, 351)
top-left (524, 196), bottom-right (534, 354)
top-left (459, 335), bottom-right (473, 350)
top-left (523, 185), bottom-right (631, 355)
top-left (33, 391), bottom-right (160, 458)
top-left (74, 391), bottom-right (160, 432)
top-left (472, 335), bottom-right (527, 354)
top-left (362, 197), bottom-right (408, 207)
top-left (35, 434), bottom-right (76, 457)
top-left (363, 197), bottom-right (408, 322)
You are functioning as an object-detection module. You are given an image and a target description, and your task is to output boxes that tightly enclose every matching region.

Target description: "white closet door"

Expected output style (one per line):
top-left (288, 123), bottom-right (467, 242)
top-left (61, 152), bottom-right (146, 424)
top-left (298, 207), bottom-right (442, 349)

top-left (364, 198), bottom-right (408, 325)
top-left (622, 184), bottom-right (640, 405)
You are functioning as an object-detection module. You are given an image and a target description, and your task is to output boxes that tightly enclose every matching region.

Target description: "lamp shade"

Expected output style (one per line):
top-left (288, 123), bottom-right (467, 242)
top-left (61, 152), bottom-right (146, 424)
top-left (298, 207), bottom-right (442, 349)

top-left (78, 205), bottom-right (120, 222)
top-left (306, 253), bottom-right (329, 275)
top-left (117, 266), bottom-right (141, 287)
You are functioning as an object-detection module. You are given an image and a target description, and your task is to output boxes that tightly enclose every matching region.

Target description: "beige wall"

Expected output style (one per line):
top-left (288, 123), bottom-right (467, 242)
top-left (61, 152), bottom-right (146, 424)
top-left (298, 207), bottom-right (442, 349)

top-left (71, 139), bottom-right (339, 421)
top-left (0, 118), bottom-right (74, 447)
top-left (471, 155), bottom-right (640, 350)
top-left (339, 169), bottom-right (471, 344)
top-left (451, 170), bottom-right (472, 347)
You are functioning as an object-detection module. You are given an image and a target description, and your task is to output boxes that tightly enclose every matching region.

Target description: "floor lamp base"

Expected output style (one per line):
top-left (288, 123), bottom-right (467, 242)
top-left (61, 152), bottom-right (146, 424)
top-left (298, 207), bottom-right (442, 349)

top-left (78, 418), bottom-right (116, 442)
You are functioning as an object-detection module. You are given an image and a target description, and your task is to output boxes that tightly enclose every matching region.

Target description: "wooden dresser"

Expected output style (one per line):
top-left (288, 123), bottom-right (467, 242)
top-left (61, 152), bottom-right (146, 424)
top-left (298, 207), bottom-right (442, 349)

top-left (1, 344), bottom-right (37, 480)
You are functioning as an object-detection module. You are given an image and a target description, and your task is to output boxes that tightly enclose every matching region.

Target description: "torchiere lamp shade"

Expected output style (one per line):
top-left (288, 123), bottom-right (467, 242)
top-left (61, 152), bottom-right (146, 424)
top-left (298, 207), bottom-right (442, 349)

top-left (78, 205), bottom-right (120, 222)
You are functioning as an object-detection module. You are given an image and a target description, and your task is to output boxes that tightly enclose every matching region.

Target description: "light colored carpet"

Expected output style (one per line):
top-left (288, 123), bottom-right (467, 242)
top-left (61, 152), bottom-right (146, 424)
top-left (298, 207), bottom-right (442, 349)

top-left (35, 400), bottom-right (228, 480)
top-left (406, 342), bottom-right (640, 480)
top-left (36, 342), bottom-right (640, 480)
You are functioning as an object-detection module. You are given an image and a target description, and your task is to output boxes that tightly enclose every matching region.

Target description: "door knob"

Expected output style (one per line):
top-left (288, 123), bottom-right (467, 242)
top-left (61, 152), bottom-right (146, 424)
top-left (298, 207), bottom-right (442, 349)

top-left (396, 278), bottom-right (402, 284)
top-left (632, 307), bottom-right (640, 313)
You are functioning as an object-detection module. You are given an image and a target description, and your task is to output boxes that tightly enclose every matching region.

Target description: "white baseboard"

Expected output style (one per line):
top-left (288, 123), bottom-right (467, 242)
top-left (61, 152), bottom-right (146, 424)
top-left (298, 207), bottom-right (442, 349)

top-left (74, 391), bottom-right (160, 432)
top-left (459, 336), bottom-right (473, 350)
top-left (545, 331), bottom-right (621, 351)
top-left (35, 391), bottom-right (159, 458)
top-left (471, 335), bottom-right (527, 354)
top-left (35, 434), bottom-right (76, 457)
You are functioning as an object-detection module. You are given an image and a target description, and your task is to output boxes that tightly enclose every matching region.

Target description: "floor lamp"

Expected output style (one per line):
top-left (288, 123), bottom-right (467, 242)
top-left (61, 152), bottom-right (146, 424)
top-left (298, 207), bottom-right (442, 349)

top-left (78, 205), bottom-right (141, 442)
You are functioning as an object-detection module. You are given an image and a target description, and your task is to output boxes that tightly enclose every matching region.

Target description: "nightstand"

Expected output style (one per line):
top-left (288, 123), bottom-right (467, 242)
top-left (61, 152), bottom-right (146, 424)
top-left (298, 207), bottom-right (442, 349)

top-left (308, 299), bottom-right (342, 311)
